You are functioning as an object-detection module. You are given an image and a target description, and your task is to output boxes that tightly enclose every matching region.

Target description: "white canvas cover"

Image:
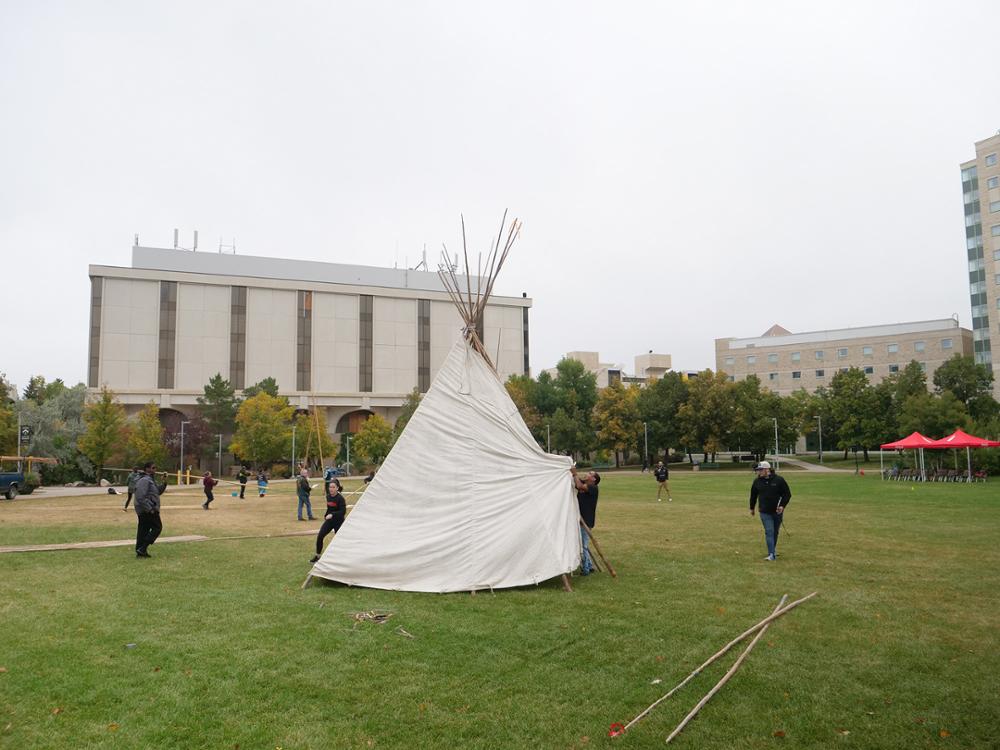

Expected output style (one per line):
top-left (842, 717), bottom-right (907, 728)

top-left (309, 339), bottom-right (581, 592)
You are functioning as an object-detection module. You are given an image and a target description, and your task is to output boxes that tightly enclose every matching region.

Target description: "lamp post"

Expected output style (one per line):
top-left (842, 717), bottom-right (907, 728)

top-left (643, 421), bottom-right (648, 468)
top-left (217, 433), bottom-right (223, 477)
top-left (546, 423), bottom-right (551, 453)
top-left (179, 420), bottom-right (190, 484)
top-left (346, 434), bottom-right (352, 476)
top-left (772, 417), bottom-right (780, 472)
top-left (291, 425), bottom-right (297, 473)
top-left (813, 415), bottom-right (823, 464)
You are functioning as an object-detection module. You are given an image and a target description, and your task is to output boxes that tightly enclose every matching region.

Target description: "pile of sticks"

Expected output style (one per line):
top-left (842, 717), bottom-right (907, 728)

top-left (614, 591), bottom-right (817, 744)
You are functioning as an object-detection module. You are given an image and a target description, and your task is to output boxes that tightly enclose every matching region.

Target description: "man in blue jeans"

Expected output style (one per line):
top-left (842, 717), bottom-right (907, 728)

top-left (296, 468), bottom-right (316, 521)
top-left (572, 466), bottom-right (601, 575)
top-left (749, 461), bottom-right (791, 561)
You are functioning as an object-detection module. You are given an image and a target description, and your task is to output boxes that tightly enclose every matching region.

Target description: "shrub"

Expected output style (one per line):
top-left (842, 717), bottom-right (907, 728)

top-left (21, 472), bottom-right (41, 495)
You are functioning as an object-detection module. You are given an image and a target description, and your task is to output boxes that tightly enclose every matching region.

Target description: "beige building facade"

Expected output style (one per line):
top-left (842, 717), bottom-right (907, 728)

top-left (543, 351), bottom-right (673, 388)
top-left (715, 320), bottom-right (973, 396)
top-left (960, 131), bottom-right (1000, 398)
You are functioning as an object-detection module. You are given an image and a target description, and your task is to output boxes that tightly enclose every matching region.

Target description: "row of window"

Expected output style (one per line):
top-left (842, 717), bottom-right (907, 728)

top-left (725, 339), bottom-right (952, 367)
top-left (753, 362), bottom-right (926, 382)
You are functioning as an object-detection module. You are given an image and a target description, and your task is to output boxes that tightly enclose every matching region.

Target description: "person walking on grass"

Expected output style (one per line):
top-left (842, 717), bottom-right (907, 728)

top-left (310, 477), bottom-right (347, 562)
top-left (296, 467), bottom-right (315, 521)
top-left (122, 465), bottom-right (141, 511)
top-left (257, 469), bottom-right (269, 497)
top-left (571, 466), bottom-right (601, 575)
top-left (654, 460), bottom-right (671, 502)
top-left (133, 462), bottom-right (162, 558)
top-left (201, 471), bottom-right (218, 510)
top-left (237, 465), bottom-right (249, 499)
top-left (749, 460), bottom-right (791, 561)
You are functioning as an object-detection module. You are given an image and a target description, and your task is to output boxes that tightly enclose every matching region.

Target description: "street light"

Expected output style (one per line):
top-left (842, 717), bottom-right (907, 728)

top-left (179, 420), bottom-right (191, 484)
top-left (346, 434), bottom-right (352, 476)
top-left (813, 415), bottom-right (823, 464)
top-left (217, 433), bottom-right (224, 477)
top-left (643, 421), bottom-right (648, 469)
top-left (772, 417), bottom-right (780, 472)
top-left (546, 423), bottom-right (551, 453)
top-left (291, 425), bottom-right (297, 473)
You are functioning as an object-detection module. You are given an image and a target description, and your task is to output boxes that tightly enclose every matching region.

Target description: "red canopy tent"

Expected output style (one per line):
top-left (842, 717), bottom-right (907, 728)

top-left (880, 432), bottom-right (937, 480)
top-left (926, 429), bottom-right (1000, 481)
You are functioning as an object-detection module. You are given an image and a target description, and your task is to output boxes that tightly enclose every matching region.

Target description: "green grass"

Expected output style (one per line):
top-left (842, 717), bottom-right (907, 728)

top-left (1, 474), bottom-right (998, 748)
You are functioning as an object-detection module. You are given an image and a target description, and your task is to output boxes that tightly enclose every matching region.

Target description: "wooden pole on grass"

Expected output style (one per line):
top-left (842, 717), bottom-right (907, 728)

top-left (580, 519), bottom-right (617, 578)
top-left (665, 594), bottom-right (787, 744)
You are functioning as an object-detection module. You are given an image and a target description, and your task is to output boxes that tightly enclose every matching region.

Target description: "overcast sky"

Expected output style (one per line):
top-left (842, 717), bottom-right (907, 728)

top-left (2, 0), bottom-right (999, 393)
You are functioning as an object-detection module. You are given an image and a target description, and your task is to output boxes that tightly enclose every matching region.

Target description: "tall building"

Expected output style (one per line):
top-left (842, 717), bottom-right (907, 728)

top-left (542, 351), bottom-right (673, 387)
top-left (87, 245), bottom-right (531, 433)
top-left (960, 131), bottom-right (1000, 396)
top-left (716, 320), bottom-right (972, 396)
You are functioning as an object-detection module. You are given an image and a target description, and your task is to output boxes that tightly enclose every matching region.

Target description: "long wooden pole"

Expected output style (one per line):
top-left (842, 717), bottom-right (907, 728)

top-left (665, 595), bottom-right (787, 744)
top-left (580, 519), bottom-right (617, 578)
top-left (618, 591), bottom-right (817, 734)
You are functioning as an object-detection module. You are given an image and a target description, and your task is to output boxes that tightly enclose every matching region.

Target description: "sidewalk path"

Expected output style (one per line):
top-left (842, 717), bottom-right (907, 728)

top-left (780, 457), bottom-right (851, 473)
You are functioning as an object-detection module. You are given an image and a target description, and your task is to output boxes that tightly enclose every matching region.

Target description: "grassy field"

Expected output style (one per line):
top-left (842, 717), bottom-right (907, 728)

top-left (1, 472), bottom-right (998, 749)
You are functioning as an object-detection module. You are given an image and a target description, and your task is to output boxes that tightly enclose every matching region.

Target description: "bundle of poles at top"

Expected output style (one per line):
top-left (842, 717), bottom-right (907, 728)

top-left (437, 211), bottom-right (522, 373)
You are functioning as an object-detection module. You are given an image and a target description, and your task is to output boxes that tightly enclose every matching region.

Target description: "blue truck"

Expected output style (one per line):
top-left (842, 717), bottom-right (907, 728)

top-left (0, 468), bottom-right (25, 499)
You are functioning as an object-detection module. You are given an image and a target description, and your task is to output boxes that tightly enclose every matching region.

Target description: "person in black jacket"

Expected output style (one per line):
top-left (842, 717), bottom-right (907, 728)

top-left (654, 460), bottom-right (671, 502)
top-left (296, 468), bottom-right (315, 521)
top-left (133, 462), bottom-right (162, 558)
top-left (237, 466), bottom-right (249, 499)
top-left (572, 467), bottom-right (601, 575)
top-left (749, 461), bottom-right (791, 561)
top-left (310, 477), bottom-right (347, 563)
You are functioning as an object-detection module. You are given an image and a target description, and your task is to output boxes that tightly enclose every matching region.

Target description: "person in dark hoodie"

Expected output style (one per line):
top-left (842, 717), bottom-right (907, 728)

top-left (133, 462), bottom-right (163, 558)
top-left (310, 477), bottom-right (347, 563)
top-left (749, 460), bottom-right (791, 561)
top-left (572, 466), bottom-right (601, 575)
top-left (201, 471), bottom-right (218, 510)
top-left (122, 465), bottom-right (142, 511)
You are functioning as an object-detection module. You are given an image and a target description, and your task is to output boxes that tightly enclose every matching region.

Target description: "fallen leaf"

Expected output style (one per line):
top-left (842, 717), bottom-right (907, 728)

top-left (915, 717), bottom-right (925, 724)
top-left (51, 707), bottom-right (63, 715)
top-left (580, 735), bottom-right (590, 744)
top-left (939, 730), bottom-right (950, 738)
top-left (773, 730), bottom-right (786, 738)
top-left (153, 667), bottom-right (161, 672)
top-left (0, 667), bottom-right (7, 673)
top-left (716, 607), bottom-right (726, 615)
top-left (783, 692), bottom-right (790, 698)
top-left (418, 703), bottom-right (427, 713)
top-left (836, 728), bottom-right (850, 736)
top-left (655, 655), bottom-right (664, 663)
top-left (108, 723), bottom-right (119, 732)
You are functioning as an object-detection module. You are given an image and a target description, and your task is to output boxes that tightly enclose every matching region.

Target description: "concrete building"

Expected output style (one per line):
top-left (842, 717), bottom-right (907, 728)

top-left (960, 131), bottom-right (1000, 396)
top-left (715, 320), bottom-right (972, 396)
top-left (87, 245), bottom-right (531, 432)
top-left (543, 351), bottom-right (673, 387)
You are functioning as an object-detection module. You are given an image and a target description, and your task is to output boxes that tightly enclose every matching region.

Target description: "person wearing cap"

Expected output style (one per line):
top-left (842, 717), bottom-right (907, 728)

top-left (749, 461), bottom-right (791, 561)
top-left (654, 460), bottom-right (671, 502)
top-left (571, 466), bottom-right (601, 575)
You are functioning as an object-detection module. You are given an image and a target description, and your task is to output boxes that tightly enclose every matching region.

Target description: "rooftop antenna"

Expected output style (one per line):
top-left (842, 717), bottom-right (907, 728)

top-left (174, 229), bottom-right (198, 251)
top-left (411, 244), bottom-right (428, 271)
top-left (219, 237), bottom-right (237, 254)
top-left (133, 233), bottom-right (139, 247)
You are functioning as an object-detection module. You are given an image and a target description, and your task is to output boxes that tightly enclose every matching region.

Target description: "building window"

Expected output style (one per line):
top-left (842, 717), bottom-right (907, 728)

top-left (992, 225), bottom-right (1000, 237)
top-left (919, 362), bottom-right (927, 372)
top-left (792, 371), bottom-right (801, 379)
top-left (815, 369), bottom-right (825, 378)
top-left (887, 343), bottom-right (899, 354)
top-left (296, 290), bottom-right (312, 391)
top-left (724, 356), bottom-right (735, 366)
top-left (768, 372), bottom-right (778, 381)
top-left (815, 350), bottom-right (824, 360)
top-left (862, 346), bottom-right (873, 356)
top-left (864, 366), bottom-right (874, 375)
top-left (230, 286), bottom-right (246, 390)
top-left (837, 348), bottom-right (848, 359)
top-left (791, 351), bottom-right (800, 362)
top-left (941, 338), bottom-right (953, 350)
top-left (888, 364), bottom-right (899, 374)
top-left (767, 353), bottom-right (778, 363)
top-left (157, 281), bottom-right (177, 389)
top-left (88, 276), bottom-right (102, 387)
top-left (962, 166), bottom-right (978, 181)
top-left (991, 201), bottom-right (1000, 213)
top-left (988, 176), bottom-right (1000, 189)
top-left (994, 250), bottom-right (1000, 261)
top-left (987, 153), bottom-right (998, 166)
top-left (418, 299), bottom-right (431, 392)
top-left (359, 295), bottom-right (373, 392)
top-left (914, 341), bottom-right (925, 353)
top-left (746, 355), bottom-right (757, 365)
top-left (727, 375), bottom-right (735, 382)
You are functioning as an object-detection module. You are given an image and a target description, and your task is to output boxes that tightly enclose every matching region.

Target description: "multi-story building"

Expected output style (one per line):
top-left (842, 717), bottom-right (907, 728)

top-left (87, 245), bottom-right (531, 433)
top-left (715, 320), bottom-right (972, 396)
top-left (543, 351), bottom-right (673, 387)
top-left (960, 131), bottom-right (1000, 397)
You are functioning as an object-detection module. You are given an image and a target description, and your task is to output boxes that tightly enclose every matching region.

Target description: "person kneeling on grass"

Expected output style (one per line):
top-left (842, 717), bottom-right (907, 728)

top-left (311, 478), bottom-right (346, 563)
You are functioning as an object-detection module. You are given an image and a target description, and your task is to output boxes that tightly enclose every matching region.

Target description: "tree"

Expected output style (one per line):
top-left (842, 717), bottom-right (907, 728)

top-left (391, 389), bottom-right (424, 449)
top-left (898, 392), bottom-right (969, 444)
top-left (505, 376), bottom-right (543, 446)
top-left (243, 377), bottom-right (281, 399)
top-left (77, 386), bottom-right (127, 481)
top-left (827, 368), bottom-right (884, 460)
top-left (0, 392), bottom-right (15, 456)
top-left (677, 370), bottom-right (733, 462)
top-left (549, 358), bottom-right (599, 458)
top-left (127, 401), bottom-right (168, 467)
top-left (291, 410), bottom-right (338, 469)
top-left (593, 381), bottom-right (642, 466)
top-left (22, 375), bottom-right (47, 403)
top-left (352, 413), bottom-right (393, 466)
top-left (229, 392), bottom-right (294, 468)
top-left (15, 384), bottom-right (92, 482)
top-left (637, 372), bottom-right (688, 460)
top-left (933, 355), bottom-right (993, 407)
top-left (197, 374), bottom-right (241, 435)
top-left (730, 376), bottom-right (783, 461)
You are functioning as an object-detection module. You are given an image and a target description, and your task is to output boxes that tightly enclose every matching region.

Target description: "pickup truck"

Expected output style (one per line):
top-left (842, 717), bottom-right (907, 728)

top-left (0, 469), bottom-right (25, 499)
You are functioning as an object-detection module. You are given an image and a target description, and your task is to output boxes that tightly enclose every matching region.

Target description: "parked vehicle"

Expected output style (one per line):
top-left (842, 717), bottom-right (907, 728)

top-left (0, 468), bottom-right (25, 499)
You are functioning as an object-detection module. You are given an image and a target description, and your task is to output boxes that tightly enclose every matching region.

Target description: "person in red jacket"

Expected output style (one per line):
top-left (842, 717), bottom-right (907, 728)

top-left (202, 471), bottom-right (218, 510)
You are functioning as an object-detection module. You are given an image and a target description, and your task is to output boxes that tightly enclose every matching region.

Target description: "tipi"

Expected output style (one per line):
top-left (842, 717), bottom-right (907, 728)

top-left (306, 216), bottom-right (582, 593)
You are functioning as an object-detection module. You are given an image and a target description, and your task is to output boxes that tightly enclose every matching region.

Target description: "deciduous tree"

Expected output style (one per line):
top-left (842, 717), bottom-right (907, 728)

top-left (77, 386), bottom-right (126, 481)
top-left (127, 401), bottom-right (168, 467)
top-left (229, 392), bottom-right (293, 468)
top-left (593, 381), bottom-right (642, 466)
top-left (352, 413), bottom-right (393, 466)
